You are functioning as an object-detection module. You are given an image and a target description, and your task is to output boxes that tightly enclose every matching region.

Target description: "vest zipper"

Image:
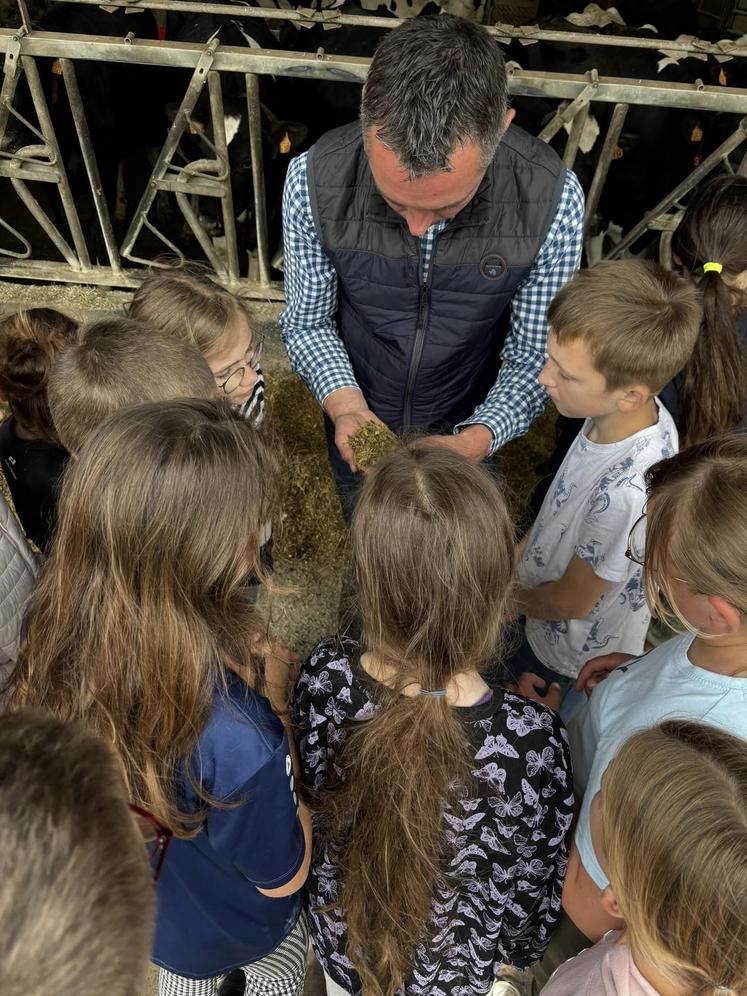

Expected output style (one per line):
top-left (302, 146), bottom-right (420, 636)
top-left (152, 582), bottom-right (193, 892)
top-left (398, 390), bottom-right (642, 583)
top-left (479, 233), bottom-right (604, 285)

top-left (403, 233), bottom-right (438, 428)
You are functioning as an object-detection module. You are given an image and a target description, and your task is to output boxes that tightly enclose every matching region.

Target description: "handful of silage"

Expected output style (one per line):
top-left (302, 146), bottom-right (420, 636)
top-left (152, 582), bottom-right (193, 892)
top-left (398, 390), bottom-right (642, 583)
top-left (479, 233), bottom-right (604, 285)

top-left (350, 421), bottom-right (400, 472)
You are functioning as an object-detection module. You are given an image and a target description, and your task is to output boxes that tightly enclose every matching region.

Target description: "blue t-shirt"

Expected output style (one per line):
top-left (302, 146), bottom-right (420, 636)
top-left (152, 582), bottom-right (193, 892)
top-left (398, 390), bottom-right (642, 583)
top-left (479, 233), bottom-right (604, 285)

top-left (569, 633), bottom-right (747, 889)
top-left (153, 674), bottom-right (305, 979)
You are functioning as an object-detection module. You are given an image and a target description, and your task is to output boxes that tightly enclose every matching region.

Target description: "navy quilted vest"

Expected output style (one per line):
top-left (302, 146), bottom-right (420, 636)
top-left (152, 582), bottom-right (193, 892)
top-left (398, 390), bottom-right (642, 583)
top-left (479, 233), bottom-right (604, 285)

top-left (308, 122), bottom-right (566, 432)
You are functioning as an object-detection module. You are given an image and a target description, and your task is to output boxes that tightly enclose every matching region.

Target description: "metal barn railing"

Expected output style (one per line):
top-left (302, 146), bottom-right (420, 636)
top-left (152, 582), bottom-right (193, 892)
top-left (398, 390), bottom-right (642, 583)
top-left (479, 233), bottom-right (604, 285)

top-left (1, 1), bottom-right (747, 299)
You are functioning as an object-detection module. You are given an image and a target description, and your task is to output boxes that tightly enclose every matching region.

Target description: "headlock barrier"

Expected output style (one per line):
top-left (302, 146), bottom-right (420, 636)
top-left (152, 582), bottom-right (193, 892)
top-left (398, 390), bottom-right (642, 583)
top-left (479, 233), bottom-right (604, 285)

top-left (1, 0), bottom-right (746, 298)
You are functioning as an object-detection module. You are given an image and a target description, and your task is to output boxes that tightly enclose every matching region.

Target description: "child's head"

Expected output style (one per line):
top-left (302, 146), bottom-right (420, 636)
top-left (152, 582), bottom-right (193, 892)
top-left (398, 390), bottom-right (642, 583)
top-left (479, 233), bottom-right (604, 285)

top-left (596, 720), bottom-right (747, 996)
top-left (672, 174), bottom-right (747, 445)
top-left (329, 444), bottom-right (515, 994)
top-left (0, 709), bottom-right (154, 996)
top-left (352, 441), bottom-right (515, 683)
top-left (12, 399), bottom-right (281, 835)
top-left (129, 269), bottom-right (261, 407)
top-left (642, 433), bottom-right (747, 638)
top-left (47, 317), bottom-right (216, 452)
top-left (542, 261), bottom-right (699, 420)
top-left (0, 308), bottom-right (77, 445)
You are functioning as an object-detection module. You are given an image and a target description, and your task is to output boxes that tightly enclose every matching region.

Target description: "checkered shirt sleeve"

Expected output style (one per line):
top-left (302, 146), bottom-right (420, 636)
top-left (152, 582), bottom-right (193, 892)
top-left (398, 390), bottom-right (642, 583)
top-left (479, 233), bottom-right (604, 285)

top-left (279, 151), bottom-right (356, 406)
top-left (279, 152), bottom-right (585, 447)
top-left (456, 169), bottom-right (585, 454)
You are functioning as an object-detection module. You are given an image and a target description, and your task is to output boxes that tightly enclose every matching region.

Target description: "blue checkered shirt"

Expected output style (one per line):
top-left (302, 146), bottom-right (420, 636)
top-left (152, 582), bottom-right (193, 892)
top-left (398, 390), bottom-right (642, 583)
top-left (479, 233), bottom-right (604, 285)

top-left (279, 151), bottom-right (585, 454)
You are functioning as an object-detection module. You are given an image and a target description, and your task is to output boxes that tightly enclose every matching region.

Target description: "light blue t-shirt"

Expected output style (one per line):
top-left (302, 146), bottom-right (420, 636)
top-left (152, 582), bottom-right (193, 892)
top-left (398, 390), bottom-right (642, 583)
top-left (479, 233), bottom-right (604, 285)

top-left (570, 632), bottom-right (747, 888)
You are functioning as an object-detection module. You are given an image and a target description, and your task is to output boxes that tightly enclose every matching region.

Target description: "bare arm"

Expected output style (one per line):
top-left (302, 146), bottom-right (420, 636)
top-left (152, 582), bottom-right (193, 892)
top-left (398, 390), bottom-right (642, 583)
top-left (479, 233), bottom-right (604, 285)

top-left (516, 554), bottom-right (613, 621)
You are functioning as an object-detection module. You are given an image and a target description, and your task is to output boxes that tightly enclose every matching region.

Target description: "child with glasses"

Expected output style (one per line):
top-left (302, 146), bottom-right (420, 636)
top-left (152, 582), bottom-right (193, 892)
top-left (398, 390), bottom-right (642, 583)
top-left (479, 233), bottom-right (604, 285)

top-left (0, 709), bottom-right (155, 996)
top-left (506, 260), bottom-right (699, 720)
top-left (8, 400), bottom-right (311, 996)
top-left (561, 434), bottom-right (747, 950)
top-left (130, 267), bottom-right (266, 426)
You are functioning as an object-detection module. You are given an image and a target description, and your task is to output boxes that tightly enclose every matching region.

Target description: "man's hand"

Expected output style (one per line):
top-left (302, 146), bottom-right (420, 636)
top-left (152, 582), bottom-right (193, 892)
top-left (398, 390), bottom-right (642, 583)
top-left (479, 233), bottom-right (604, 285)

top-left (324, 387), bottom-right (384, 472)
top-left (426, 424), bottom-right (494, 463)
top-left (510, 671), bottom-right (562, 711)
top-left (575, 652), bottom-right (634, 697)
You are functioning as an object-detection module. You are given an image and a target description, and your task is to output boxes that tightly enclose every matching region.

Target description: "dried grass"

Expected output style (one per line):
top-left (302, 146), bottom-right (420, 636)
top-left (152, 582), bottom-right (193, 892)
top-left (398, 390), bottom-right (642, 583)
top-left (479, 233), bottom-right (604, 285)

top-left (349, 421), bottom-right (399, 472)
top-left (266, 372), bottom-right (348, 567)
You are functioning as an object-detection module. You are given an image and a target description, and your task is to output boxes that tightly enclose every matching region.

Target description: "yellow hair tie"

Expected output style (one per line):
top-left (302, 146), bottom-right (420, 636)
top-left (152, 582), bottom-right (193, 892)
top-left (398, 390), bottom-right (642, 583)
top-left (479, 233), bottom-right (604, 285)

top-left (703, 261), bottom-right (723, 274)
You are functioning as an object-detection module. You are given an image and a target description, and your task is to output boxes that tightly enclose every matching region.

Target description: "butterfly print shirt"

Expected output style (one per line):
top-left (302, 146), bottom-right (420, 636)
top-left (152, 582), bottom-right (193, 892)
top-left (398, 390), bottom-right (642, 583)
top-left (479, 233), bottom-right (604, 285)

top-left (292, 637), bottom-right (574, 996)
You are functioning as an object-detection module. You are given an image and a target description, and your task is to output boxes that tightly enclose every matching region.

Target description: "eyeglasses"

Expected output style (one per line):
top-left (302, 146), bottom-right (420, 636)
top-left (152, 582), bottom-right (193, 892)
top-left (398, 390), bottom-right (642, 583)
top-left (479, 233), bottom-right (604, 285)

top-left (129, 803), bottom-right (172, 882)
top-left (625, 513), bottom-right (647, 567)
top-left (218, 340), bottom-right (263, 396)
top-left (625, 512), bottom-right (689, 585)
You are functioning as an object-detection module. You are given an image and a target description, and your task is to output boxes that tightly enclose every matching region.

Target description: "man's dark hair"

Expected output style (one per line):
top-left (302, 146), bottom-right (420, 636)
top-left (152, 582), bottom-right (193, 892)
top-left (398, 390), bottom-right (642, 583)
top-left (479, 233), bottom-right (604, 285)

top-left (0, 710), bottom-right (154, 996)
top-left (360, 14), bottom-right (509, 178)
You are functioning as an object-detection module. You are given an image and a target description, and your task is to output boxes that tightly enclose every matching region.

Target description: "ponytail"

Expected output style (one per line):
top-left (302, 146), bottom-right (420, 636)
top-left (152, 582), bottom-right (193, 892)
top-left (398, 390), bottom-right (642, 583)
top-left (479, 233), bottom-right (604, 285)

top-left (315, 444), bottom-right (516, 996)
top-left (672, 175), bottom-right (747, 445)
top-left (324, 692), bottom-right (469, 996)
top-left (678, 269), bottom-right (747, 445)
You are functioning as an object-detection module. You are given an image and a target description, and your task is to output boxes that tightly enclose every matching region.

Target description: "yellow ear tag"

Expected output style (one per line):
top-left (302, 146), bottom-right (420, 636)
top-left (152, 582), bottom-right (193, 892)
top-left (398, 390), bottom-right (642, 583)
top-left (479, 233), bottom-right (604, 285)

top-left (51, 59), bottom-right (62, 75)
top-left (279, 132), bottom-right (291, 154)
top-left (719, 66), bottom-right (727, 86)
top-left (690, 123), bottom-right (703, 143)
top-left (611, 144), bottom-right (623, 160)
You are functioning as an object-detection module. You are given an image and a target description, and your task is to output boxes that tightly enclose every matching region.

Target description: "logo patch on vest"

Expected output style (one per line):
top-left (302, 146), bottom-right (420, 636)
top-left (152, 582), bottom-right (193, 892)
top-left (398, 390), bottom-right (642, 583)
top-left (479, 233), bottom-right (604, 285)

top-left (479, 254), bottom-right (507, 280)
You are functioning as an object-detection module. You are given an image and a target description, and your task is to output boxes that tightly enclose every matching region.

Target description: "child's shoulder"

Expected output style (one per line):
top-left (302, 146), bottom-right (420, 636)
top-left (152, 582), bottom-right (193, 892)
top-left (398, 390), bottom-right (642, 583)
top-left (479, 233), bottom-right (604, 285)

top-left (208, 675), bottom-right (286, 762)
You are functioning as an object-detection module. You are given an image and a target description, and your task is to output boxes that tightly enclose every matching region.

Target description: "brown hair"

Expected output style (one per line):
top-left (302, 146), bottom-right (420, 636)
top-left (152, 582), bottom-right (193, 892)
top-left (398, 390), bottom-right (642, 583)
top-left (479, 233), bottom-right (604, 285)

top-left (548, 260), bottom-right (700, 392)
top-left (9, 399), bottom-right (281, 836)
top-left (319, 443), bottom-right (515, 996)
top-left (0, 308), bottom-right (76, 445)
top-left (672, 175), bottom-right (747, 445)
top-left (47, 317), bottom-right (216, 452)
top-left (129, 267), bottom-right (254, 361)
top-left (602, 720), bottom-right (747, 996)
top-left (0, 709), bottom-right (154, 996)
top-left (643, 433), bottom-right (747, 634)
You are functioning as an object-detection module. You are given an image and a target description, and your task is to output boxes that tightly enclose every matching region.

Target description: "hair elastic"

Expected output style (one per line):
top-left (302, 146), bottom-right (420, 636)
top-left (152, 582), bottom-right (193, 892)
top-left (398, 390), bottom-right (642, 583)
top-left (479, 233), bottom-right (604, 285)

top-left (703, 261), bottom-right (723, 274)
top-left (419, 688), bottom-right (448, 697)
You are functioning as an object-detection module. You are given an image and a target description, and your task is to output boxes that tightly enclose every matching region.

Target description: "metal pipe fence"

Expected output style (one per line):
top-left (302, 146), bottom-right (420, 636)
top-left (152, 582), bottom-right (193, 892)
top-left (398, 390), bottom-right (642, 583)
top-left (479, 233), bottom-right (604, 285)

top-left (0, 7), bottom-right (746, 299)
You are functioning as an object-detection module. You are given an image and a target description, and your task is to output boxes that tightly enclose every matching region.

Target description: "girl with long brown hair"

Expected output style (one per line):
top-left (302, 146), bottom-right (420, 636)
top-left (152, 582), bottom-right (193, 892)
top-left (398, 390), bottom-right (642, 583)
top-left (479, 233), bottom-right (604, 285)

top-left (9, 399), bottom-right (311, 996)
top-left (0, 308), bottom-right (76, 550)
top-left (661, 174), bottom-right (747, 445)
top-left (293, 443), bottom-right (574, 996)
top-left (544, 720), bottom-right (747, 996)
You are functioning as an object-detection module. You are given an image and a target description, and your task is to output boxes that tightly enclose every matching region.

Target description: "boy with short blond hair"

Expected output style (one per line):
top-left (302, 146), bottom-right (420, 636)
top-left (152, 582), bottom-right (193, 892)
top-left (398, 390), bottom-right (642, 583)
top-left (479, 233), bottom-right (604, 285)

top-left (48, 317), bottom-right (216, 453)
top-left (509, 260), bottom-right (699, 716)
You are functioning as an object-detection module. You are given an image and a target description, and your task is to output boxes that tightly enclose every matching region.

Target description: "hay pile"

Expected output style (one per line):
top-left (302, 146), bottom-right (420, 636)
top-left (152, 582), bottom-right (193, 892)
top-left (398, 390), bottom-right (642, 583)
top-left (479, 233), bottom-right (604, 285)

top-left (267, 372), bottom-right (348, 567)
top-left (500, 403), bottom-right (557, 515)
top-left (266, 371), bottom-right (557, 566)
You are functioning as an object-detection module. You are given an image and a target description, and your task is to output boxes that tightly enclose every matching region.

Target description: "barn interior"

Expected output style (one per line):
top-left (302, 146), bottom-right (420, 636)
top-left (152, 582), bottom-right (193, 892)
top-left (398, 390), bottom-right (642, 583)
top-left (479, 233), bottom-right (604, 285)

top-left (0, 1), bottom-right (745, 993)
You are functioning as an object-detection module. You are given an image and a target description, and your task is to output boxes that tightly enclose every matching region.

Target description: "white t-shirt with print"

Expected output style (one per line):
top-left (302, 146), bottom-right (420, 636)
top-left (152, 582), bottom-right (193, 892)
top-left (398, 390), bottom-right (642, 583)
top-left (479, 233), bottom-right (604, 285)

top-left (516, 400), bottom-right (677, 679)
top-left (569, 632), bottom-right (747, 888)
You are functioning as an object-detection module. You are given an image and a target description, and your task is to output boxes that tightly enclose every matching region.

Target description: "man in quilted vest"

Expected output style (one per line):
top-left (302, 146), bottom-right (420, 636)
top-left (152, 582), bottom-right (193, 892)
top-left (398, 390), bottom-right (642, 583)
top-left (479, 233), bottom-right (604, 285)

top-left (280, 14), bottom-right (584, 517)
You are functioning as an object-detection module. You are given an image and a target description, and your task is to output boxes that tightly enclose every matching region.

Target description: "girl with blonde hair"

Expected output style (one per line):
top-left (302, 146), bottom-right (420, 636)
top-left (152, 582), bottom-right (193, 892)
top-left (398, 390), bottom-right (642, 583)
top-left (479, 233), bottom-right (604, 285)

top-left (543, 720), bottom-right (747, 995)
top-left (130, 267), bottom-right (265, 425)
top-left (293, 443), bottom-right (574, 996)
top-left (563, 433), bottom-right (747, 944)
top-left (9, 399), bottom-right (311, 996)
